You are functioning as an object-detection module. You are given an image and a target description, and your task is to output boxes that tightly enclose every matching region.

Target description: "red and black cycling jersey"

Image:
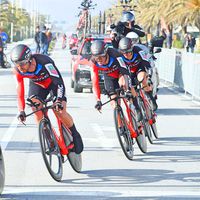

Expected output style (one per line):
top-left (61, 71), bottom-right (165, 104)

top-left (121, 45), bottom-right (151, 74)
top-left (90, 48), bottom-right (128, 100)
top-left (14, 54), bottom-right (65, 111)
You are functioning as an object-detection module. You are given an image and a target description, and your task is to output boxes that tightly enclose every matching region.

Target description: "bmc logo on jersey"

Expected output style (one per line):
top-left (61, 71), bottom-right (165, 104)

top-left (45, 64), bottom-right (59, 78)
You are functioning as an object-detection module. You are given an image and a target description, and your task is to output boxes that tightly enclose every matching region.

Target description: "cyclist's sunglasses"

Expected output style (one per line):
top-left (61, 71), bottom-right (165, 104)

top-left (15, 59), bottom-right (29, 67)
top-left (120, 49), bottom-right (132, 54)
top-left (93, 53), bottom-right (107, 59)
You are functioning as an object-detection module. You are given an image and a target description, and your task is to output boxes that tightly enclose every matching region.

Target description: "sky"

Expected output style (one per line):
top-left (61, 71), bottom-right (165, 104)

top-left (19, 0), bottom-right (117, 31)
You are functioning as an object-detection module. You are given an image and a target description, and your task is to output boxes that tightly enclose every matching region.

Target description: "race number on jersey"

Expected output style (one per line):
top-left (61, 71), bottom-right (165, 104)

top-left (45, 64), bottom-right (59, 78)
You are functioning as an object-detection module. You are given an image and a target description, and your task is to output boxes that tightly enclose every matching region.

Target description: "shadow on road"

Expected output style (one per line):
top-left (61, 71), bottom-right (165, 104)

top-left (157, 108), bottom-right (200, 115)
top-left (155, 137), bottom-right (200, 146)
top-left (1, 192), bottom-right (199, 200)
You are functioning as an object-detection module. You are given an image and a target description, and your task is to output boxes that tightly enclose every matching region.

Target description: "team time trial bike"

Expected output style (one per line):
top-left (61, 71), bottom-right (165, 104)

top-left (25, 94), bottom-right (82, 181)
top-left (101, 88), bottom-right (147, 160)
top-left (134, 77), bottom-right (159, 144)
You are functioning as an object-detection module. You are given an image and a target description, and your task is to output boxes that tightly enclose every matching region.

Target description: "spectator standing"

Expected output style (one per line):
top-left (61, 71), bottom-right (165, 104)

top-left (62, 33), bottom-right (67, 49)
top-left (185, 33), bottom-right (196, 53)
top-left (149, 29), bottom-right (167, 53)
top-left (34, 26), bottom-right (40, 53)
top-left (39, 25), bottom-right (48, 55)
top-left (0, 28), bottom-right (5, 68)
top-left (46, 28), bottom-right (52, 54)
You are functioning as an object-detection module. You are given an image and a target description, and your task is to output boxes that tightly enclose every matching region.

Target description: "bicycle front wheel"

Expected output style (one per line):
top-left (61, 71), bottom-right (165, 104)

top-left (62, 126), bottom-right (82, 173)
top-left (39, 119), bottom-right (63, 181)
top-left (114, 106), bottom-right (134, 160)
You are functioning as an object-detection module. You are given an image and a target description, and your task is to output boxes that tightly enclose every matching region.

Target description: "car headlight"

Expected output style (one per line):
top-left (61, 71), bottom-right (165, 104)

top-left (78, 64), bottom-right (90, 71)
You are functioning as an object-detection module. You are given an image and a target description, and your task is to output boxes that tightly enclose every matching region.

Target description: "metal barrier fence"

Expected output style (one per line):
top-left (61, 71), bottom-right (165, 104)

top-left (155, 48), bottom-right (200, 99)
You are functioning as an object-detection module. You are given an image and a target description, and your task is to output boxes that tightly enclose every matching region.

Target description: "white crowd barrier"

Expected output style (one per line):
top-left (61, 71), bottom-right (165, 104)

top-left (155, 48), bottom-right (200, 99)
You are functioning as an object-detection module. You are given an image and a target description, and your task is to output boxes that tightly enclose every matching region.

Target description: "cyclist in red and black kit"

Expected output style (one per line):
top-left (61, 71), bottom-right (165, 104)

top-left (118, 37), bottom-right (158, 111)
top-left (90, 40), bottom-right (142, 122)
top-left (10, 44), bottom-right (83, 154)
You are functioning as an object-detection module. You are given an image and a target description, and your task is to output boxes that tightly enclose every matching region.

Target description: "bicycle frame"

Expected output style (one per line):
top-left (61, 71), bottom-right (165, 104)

top-left (138, 88), bottom-right (156, 126)
top-left (26, 98), bottom-right (74, 156)
top-left (120, 98), bottom-right (138, 138)
top-left (102, 90), bottom-right (138, 139)
top-left (53, 114), bottom-right (74, 155)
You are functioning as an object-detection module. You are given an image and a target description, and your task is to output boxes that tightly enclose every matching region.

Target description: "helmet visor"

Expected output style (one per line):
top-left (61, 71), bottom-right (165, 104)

top-left (93, 52), bottom-right (107, 60)
top-left (120, 48), bottom-right (132, 54)
top-left (14, 59), bottom-right (29, 67)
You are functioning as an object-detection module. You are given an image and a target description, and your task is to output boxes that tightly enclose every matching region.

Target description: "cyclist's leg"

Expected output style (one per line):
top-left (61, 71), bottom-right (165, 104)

top-left (53, 102), bottom-right (83, 154)
top-left (137, 68), bottom-right (157, 111)
top-left (104, 75), bottom-right (126, 133)
top-left (28, 81), bottom-right (49, 123)
top-left (129, 73), bottom-right (142, 121)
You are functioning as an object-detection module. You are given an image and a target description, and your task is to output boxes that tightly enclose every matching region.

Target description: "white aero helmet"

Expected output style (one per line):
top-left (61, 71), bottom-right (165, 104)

top-left (126, 32), bottom-right (139, 45)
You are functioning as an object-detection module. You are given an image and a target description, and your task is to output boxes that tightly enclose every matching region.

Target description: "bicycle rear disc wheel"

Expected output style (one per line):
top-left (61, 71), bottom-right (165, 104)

top-left (114, 107), bottom-right (134, 160)
top-left (151, 123), bottom-right (159, 139)
top-left (147, 97), bottom-right (159, 139)
top-left (39, 119), bottom-right (63, 181)
top-left (140, 101), bottom-right (154, 144)
top-left (62, 126), bottom-right (82, 173)
top-left (130, 108), bottom-right (147, 153)
top-left (132, 116), bottom-right (147, 153)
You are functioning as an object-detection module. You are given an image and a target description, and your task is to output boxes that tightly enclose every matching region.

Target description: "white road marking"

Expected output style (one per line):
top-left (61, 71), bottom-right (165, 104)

top-left (90, 123), bottom-right (116, 150)
top-left (0, 116), bottom-right (18, 151)
top-left (3, 186), bottom-right (200, 197)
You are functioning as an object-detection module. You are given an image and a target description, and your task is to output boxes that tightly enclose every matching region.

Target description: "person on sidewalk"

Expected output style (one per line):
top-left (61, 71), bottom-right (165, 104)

top-left (34, 26), bottom-right (40, 53)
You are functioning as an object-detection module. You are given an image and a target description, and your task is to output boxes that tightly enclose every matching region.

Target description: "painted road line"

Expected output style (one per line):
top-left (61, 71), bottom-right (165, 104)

top-left (0, 116), bottom-right (18, 151)
top-left (90, 123), bottom-right (116, 150)
top-left (3, 186), bottom-right (200, 198)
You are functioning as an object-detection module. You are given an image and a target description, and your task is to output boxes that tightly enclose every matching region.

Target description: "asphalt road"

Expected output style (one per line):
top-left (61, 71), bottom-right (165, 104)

top-left (0, 38), bottom-right (200, 199)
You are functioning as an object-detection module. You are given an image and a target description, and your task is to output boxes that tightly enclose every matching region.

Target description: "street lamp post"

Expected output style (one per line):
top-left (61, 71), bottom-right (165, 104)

top-left (117, 0), bottom-right (132, 11)
top-left (78, 0), bottom-right (96, 37)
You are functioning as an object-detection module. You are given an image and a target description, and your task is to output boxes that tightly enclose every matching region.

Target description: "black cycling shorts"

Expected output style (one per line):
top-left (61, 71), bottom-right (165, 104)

top-left (104, 75), bottom-right (120, 94)
top-left (130, 65), bottom-right (146, 87)
top-left (28, 81), bottom-right (67, 102)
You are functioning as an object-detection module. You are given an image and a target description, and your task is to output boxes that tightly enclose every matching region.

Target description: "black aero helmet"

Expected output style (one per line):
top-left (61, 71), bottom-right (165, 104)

top-left (121, 11), bottom-right (135, 22)
top-left (91, 40), bottom-right (107, 57)
top-left (10, 44), bottom-right (32, 64)
top-left (118, 37), bottom-right (133, 53)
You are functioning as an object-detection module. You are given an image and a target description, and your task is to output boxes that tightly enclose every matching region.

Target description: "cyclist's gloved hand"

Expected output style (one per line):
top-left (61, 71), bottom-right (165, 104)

top-left (17, 111), bottom-right (26, 122)
top-left (125, 90), bottom-right (133, 99)
top-left (152, 55), bottom-right (157, 60)
top-left (95, 100), bottom-right (102, 111)
top-left (54, 100), bottom-right (63, 112)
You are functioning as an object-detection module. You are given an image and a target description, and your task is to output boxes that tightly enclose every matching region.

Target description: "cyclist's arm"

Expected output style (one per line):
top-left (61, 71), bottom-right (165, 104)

top-left (45, 63), bottom-right (66, 101)
top-left (131, 25), bottom-right (145, 37)
top-left (14, 70), bottom-right (25, 111)
top-left (137, 50), bottom-right (151, 69)
top-left (90, 62), bottom-right (101, 101)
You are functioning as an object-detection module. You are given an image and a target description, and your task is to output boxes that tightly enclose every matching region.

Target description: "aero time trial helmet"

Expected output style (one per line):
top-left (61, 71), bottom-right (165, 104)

top-left (118, 37), bottom-right (133, 53)
top-left (10, 44), bottom-right (32, 65)
top-left (91, 40), bottom-right (107, 57)
top-left (126, 32), bottom-right (139, 45)
top-left (121, 11), bottom-right (135, 23)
